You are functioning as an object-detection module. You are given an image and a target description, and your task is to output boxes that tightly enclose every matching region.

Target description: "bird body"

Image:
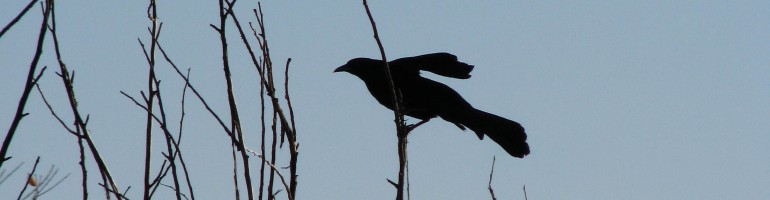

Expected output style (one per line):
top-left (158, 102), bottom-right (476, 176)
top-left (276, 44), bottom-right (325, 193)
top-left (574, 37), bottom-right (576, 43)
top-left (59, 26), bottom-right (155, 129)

top-left (335, 53), bottom-right (530, 158)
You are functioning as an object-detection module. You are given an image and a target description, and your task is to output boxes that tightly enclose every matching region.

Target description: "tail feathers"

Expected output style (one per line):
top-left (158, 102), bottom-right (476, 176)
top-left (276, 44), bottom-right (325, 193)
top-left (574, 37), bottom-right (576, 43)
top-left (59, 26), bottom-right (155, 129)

top-left (460, 109), bottom-right (530, 158)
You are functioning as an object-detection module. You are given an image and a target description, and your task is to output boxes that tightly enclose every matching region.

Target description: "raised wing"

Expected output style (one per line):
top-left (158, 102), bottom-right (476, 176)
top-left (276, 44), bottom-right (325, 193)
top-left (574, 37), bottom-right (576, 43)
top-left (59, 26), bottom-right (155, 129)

top-left (390, 52), bottom-right (474, 79)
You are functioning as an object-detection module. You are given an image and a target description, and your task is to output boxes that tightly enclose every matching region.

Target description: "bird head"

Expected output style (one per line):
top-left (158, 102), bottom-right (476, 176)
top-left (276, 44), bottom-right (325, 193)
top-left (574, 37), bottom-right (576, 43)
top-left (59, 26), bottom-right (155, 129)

top-left (334, 58), bottom-right (383, 77)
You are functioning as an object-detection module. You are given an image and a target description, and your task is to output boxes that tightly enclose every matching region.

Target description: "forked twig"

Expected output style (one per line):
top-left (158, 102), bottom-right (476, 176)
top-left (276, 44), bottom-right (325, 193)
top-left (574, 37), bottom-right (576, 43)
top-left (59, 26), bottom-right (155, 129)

top-left (47, 0), bottom-right (123, 198)
top-left (488, 157), bottom-right (497, 200)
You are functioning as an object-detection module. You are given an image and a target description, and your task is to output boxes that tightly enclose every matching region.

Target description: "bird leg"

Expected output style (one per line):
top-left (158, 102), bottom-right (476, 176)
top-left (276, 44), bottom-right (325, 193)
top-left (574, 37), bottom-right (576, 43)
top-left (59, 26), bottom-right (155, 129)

top-left (405, 119), bottom-right (431, 133)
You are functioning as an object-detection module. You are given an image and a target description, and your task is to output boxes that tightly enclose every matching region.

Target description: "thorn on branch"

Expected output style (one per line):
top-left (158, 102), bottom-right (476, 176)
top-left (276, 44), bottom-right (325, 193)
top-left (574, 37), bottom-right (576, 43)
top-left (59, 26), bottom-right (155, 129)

top-left (68, 70), bottom-right (76, 84)
top-left (32, 66), bottom-right (47, 84)
top-left (210, 24), bottom-right (221, 32)
top-left (141, 91), bottom-right (149, 103)
top-left (387, 179), bottom-right (397, 188)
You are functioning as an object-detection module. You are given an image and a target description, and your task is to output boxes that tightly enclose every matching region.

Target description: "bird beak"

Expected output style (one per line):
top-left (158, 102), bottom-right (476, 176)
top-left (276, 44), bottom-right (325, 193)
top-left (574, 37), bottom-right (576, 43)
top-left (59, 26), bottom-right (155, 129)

top-left (334, 65), bottom-right (349, 73)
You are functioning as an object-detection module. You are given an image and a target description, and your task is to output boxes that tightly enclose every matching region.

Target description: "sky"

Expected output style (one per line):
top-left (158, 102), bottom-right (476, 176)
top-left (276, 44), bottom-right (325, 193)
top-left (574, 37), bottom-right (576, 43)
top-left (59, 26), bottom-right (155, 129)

top-left (1, 1), bottom-right (769, 199)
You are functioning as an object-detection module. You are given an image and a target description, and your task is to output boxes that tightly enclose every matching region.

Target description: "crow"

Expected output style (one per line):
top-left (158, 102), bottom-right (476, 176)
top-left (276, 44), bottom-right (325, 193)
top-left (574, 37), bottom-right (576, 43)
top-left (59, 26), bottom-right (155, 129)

top-left (334, 52), bottom-right (530, 158)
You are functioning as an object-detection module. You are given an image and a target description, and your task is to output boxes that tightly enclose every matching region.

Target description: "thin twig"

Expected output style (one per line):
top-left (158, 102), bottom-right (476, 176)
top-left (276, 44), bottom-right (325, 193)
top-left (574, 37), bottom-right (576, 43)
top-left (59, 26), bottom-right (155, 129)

top-left (121, 92), bottom-right (164, 124)
top-left (17, 157), bottom-right (40, 200)
top-left (523, 185), bottom-right (528, 200)
top-left (231, 3), bottom-right (300, 199)
top-left (154, 69), bottom-right (183, 200)
top-left (406, 157), bottom-right (410, 200)
top-left (283, 57), bottom-right (299, 197)
top-left (252, 6), bottom-right (300, 198)
top-left (141, 0), bottom-right (160, 198)
top-left (0, 163), bottom-right (24, 185)
top-left (177, 70), bottom-right (196, 200)
top-left (35, 83), bottom-right (88, 199)
top-left (45, 2), bottom-right (99, 199)
top-left (217, 0), bottom-right (255, 199)
top-left (487, 157), bottom-right (497, 200)
top-left (155, 42), bottom-right (234, 139)
top-left (148, 159), bottom-right (168, 196)
top-left (267, 110), bottom-right (278, 200)
top-left (35, 84), bottom-right (76, 134)
top-left (0, 0), bottom-right (52, 168)
top-left (96, 183), bottom-right (131, 200)
top-left (258, 43), bottom-right (267, 200)
top-left (76, 129), bottom-right (87, 200)
top-left (20, 167), bottom-right (70, 200)
top-left (160, 183), bottom-right (190, 200)
top-left (232, 146), bottom-right (240, 200)
top-left (0, 0), bottom-right (38, 38)
top-left (121, 88), bottom-right (188, 200)
top-left (48, 0), bottom-right (122, 196)
top-left (244, 148), bottom-right (292, 200)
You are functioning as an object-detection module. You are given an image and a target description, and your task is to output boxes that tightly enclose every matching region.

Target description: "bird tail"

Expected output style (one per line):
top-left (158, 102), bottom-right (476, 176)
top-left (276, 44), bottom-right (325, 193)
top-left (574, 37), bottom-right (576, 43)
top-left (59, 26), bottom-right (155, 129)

top-left (459, 108), bottom-right (530, 158)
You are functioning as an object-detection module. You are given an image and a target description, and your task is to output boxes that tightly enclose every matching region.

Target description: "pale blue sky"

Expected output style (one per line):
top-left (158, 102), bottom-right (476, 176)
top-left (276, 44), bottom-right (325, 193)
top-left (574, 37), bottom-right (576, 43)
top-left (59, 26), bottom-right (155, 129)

top-left (1, 1), bottom-right (769, 199)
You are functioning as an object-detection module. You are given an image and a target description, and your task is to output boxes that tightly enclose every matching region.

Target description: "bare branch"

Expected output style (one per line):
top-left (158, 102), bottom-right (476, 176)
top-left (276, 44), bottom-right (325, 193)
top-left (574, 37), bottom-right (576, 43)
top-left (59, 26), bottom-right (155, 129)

top-left (16, 157), bottom-right (40, 200)
top-left (361, 1), bottom-right (410, 199)
top-left (487, 157), bottom-right (497, 200)
top-left (0, 0), bottom-right (39, 38)
top-left (141, 0), bottom-right (160, 198)
top-left (48, 0), bottom-right (123, 197)
top-left (35, 81), bottom-right (76, 135)
top-left (523, 185), bottom-right (529, 200)
top-left (0, 163), bottom-right (24, 185)
top-left (1, 0), bottom-right (52, 168)
top-left (244, 148), bottom-right (292, 200)
top-left (156, 42), bottom-right (234, 140)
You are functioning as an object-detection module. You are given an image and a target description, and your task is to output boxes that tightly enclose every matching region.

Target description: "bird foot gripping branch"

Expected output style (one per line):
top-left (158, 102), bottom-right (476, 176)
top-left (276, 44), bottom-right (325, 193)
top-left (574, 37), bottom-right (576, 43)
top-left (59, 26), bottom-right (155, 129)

top-left (405, 119), bottom-right (430, 133)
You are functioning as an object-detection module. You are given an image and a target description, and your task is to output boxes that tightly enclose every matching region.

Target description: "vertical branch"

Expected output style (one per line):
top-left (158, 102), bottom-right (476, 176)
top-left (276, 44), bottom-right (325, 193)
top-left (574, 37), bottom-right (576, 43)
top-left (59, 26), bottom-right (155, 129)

top-left (143, 38), bottom-right (184, 199)
top-left (258, 55), bottom-right (267, 200)
top-left (44, 3), bottom-right (91, 199)
top-left (177, 72), bottom-right (196, 200)
top-left (232, 146), bottom-right (240, 200)
top-left (361, 1), bottom-right (409, 200)
top-left (76, 128), bottom-right (87, 200)
top-left (267, 110), bottom-right (278, 200)
top-left (523, 185), bottom-right (529, 200)
top-left (156, 86), bottom-right (183, 200)
top-left (0, 0), bottom-right (52, 168)
top-left (48, 0), bottom-right (122, 197)
top-left (253, 6), bottom-right (300, 199)
top-left (134, 66), bottom-right (192, 199)
top-left (215, 0), bottom-right (255, 199)
top-left (37, 83), bottom-right (85, 198)
top-left (156, 42), bottom-right (235, 142)
top-left (283, 58), bottom-right (298, 198)
top-left (235, 4), bottom-right (299, 200)
top-left (156, 42), bottom-right (245, 200)
top-left (142, 0), bottom-right (159, 199)
top-left (265, 20), bottom-right (277, 199)
top-left (126, 67), bottom-right (191, 200)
